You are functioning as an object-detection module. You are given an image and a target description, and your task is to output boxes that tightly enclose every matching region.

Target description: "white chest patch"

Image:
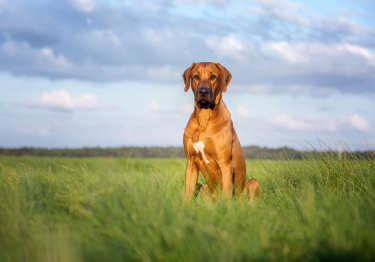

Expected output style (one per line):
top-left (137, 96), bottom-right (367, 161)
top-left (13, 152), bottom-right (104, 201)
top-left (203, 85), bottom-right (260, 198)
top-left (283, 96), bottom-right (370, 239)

top-left (193, 141), bottom-right (209, 164)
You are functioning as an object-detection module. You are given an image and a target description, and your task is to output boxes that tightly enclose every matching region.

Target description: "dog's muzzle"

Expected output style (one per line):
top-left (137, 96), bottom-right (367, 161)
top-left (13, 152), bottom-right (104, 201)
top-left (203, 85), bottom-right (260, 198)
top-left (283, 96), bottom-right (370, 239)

top-left (198, 87), bottom-right (210, 101)
top-left (196, 87), bottom-right (214, 109)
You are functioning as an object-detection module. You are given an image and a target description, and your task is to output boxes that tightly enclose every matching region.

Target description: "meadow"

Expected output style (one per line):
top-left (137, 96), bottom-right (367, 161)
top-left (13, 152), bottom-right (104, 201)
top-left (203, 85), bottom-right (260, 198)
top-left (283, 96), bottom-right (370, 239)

top-left (0, 151), bottom-right (374, 262)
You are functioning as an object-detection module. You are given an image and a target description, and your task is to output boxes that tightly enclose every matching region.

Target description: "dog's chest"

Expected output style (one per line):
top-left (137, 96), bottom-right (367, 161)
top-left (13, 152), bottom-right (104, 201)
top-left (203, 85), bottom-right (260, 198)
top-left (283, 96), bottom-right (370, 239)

top-left (192, 140), bottom-right (210, 163)
top-left (188, 128), bottom-right (215, 165)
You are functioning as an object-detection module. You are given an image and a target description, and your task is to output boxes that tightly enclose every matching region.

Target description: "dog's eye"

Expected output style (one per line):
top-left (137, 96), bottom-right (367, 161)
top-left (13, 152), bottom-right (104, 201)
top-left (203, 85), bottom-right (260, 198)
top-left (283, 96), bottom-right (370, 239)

top-left (210, 75), bottom-right (217, 80)
top-left (194, 75), bottom-right (200, 80)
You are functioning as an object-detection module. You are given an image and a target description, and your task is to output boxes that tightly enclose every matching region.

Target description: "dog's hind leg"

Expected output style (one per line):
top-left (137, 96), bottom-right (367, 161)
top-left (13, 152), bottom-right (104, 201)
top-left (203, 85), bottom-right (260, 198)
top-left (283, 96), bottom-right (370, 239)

top-left (243, 179), bottom-right (261, 201)
top-left (194, 183), bottom-right (211, 201)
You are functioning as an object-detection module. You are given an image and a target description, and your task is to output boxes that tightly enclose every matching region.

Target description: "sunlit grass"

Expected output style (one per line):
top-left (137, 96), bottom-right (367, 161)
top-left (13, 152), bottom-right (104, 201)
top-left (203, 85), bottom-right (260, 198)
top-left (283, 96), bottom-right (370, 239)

top-left (0, 151), bottom-right (374, 261)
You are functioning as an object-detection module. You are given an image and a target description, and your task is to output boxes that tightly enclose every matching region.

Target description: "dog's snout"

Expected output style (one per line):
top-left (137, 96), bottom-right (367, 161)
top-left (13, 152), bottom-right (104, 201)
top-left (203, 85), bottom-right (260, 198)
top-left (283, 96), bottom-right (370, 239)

top-left (198, 88), bottom-right (209, 96)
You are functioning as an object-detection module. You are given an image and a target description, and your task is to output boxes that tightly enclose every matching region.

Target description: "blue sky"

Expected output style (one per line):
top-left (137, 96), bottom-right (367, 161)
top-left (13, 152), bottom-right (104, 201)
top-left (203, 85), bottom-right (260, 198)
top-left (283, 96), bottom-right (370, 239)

top-left (0, 0), bottom-right (374, 150)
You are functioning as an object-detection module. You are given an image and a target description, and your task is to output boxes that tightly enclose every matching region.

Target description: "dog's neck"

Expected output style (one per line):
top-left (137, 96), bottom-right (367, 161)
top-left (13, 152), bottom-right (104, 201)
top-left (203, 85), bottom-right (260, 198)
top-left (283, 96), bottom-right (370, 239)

top-left (195, 92), bottom-right (222, 131)
top-left (195, 108), bottom-right (212, 130)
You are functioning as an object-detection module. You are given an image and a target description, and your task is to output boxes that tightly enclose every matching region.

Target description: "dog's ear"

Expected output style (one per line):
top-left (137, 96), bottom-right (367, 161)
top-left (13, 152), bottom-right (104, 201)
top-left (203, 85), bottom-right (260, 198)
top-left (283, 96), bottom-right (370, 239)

top-left (216, 63), bottom-right (232, 93)
top-left (182, 63), bottom-right (196, 92)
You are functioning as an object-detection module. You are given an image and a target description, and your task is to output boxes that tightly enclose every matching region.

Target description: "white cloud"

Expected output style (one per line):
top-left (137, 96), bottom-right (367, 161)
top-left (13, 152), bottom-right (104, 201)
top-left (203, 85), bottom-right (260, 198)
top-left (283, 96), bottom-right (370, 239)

top-left (180, 103), bottom-right (194, 114)
top-left (143, 28), bottom-right (176, 45)
top-left (107, 30), bottom-right (122, 47)
top-left (249, 0), bottom-right (309, 25)
top-left (174, 0), bottom-right (231, 4)
top-left (40, 48), bottom-right (72, 70)
top-left (339, 9), bottom-right (370, 18)
top-left (147, 66), bottom-right (181, 79)
top-left (338, 44), bottom-right (375, 67)
top-left (348, 114), bottom-right (370, 132)
top-left (23, 90), bottom-right (99, 111)
top-left (284, 85), bottom-right (336, 97)
top-left (16, 120), bottom-right (63, 137)
top-left (206, 36), bottom-right (244, 60)
top-left (236, 106), bottom-right (255, 119)
top-left (269, 114), bottom-right (337, 131)
top-left (264, 41), bottom-right (306, 63)
top-left (232, 84), bottom-right (336, 97)
top-left (70, 0), bottom-right (96, 13)
top-left (246, 0), bottom-right (374, 36)
top-left (149, 101), bottom-right (160, 111)
top-left (149, 101), bottom-right (193, 114)
top-left (316, 17), bottom-right (375, 36)
top-left (232, 84), bottom-right (273, 94)
top-left (0, 0), bottom-right (12, 9)
top-left (268, 114), bottom-right (370, 132)
top-left (91, 30), bottom-right (122, 47)
top-left (0, 40), bottom-right (73, 73)
top-left (262, 41), bottom-right (375, 74)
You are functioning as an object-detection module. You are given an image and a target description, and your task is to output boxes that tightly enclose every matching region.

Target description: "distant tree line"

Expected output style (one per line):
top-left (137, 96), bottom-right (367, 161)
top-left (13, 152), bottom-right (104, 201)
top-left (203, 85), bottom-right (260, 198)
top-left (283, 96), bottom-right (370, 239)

top-left (0, 146), bottom-right (374, 160)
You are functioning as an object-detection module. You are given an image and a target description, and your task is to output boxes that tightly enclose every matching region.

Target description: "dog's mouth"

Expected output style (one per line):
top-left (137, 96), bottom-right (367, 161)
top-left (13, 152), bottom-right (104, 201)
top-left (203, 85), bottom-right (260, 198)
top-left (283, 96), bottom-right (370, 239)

top-left (196, 99), bottom-right (214, 109)
top-left (199, 98), bottom-right (209, 103)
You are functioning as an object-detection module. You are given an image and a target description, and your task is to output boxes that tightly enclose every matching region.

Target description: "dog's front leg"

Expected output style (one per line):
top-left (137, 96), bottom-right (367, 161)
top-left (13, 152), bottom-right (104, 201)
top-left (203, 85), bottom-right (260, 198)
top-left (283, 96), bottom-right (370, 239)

top-left (220, 161), bottom-right (234, 199)
top-left (184, 159), bottom-right (199, 202)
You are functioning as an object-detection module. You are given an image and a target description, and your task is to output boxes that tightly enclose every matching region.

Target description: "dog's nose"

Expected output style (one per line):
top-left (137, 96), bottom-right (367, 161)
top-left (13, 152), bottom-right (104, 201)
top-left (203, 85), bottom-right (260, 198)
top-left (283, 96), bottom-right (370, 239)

top-left (198, 88), bottom-right (209, 96)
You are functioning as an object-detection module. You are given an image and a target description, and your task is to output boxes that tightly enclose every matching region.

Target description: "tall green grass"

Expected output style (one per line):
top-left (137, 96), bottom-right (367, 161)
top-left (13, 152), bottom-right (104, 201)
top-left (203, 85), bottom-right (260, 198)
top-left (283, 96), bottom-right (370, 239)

top-left (0, 151), bottom-right (374, 262)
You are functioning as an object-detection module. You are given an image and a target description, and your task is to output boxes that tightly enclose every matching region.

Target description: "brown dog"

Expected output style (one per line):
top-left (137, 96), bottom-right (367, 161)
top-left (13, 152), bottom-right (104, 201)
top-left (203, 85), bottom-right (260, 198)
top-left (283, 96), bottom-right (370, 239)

top-left (183, 62), bottom-right (260, 201)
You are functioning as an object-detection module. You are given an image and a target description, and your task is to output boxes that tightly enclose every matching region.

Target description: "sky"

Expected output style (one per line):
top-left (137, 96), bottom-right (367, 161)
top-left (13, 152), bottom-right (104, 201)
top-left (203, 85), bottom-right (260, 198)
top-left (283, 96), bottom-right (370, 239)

top-left (0, 0), bottom-right (374, 150)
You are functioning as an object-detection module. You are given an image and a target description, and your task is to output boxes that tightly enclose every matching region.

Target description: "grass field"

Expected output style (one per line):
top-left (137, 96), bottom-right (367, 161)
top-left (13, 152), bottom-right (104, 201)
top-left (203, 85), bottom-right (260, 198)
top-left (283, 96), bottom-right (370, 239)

top-left (1, 152), bottom-right (375, 262)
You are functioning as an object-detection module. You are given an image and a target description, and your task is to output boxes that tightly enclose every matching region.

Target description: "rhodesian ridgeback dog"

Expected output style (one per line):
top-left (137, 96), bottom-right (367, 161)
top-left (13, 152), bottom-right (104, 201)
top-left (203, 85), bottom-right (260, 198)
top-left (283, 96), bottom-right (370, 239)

top-left (183, 62), bottom-right (260, 201)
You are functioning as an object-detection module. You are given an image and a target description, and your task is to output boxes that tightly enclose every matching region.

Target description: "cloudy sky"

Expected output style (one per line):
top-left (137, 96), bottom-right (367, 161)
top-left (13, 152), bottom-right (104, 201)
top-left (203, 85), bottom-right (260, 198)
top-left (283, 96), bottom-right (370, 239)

top-left (0, 0), bottom-right (374, 150)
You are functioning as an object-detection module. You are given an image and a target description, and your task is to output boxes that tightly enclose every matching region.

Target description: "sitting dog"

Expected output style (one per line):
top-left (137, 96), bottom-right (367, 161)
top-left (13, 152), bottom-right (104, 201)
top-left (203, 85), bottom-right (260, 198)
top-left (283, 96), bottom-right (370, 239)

top-left (182, 62), bottom-right (260, 200)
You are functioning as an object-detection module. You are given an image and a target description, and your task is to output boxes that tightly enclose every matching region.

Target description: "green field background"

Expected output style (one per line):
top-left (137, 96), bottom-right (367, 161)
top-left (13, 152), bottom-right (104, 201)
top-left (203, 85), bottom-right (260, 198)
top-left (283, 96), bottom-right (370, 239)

top-left (1, 154), bottom-right (374, 261)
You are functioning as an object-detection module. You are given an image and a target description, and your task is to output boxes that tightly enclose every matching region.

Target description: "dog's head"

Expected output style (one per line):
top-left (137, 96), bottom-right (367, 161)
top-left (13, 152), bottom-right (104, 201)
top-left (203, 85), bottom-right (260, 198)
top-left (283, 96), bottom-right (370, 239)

top-left (182, 62), bottom-right (232, 109)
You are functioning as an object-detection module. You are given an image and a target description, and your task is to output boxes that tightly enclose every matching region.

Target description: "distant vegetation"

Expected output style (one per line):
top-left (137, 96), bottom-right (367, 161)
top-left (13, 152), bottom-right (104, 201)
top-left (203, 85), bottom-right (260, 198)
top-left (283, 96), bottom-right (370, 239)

top-left (0, 146), bottom-right (374, 159)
